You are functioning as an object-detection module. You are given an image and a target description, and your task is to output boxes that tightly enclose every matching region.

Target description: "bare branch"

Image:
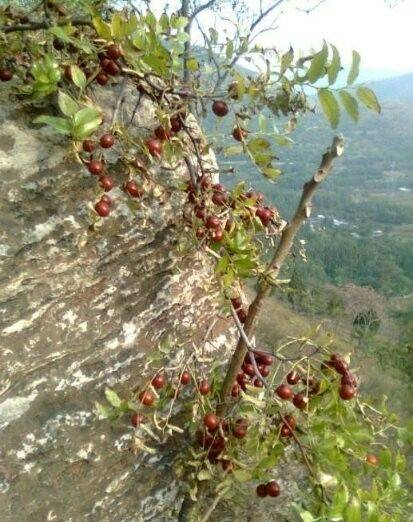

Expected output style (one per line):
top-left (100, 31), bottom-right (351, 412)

top-left (250, 0), bottom-right (286, 33)
top-left (190, 0), bottom-right (218, 20)
top-left (1, 17), bottom-right (92, 34)
top-left (217, 136), bottom-right (344, 416)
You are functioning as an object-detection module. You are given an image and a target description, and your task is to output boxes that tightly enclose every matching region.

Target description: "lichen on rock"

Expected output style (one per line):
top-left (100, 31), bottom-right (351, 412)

top-left (0, 81), bottom-right (234, 522)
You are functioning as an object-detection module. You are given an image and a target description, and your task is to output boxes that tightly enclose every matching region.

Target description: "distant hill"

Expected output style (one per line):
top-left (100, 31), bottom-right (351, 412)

top-left (368, 72), bottom-right (413, 102)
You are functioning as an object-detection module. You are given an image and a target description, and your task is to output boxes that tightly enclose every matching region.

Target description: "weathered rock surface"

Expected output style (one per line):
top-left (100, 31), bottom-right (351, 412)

top-left (0, 83), bottom-right (233, 521)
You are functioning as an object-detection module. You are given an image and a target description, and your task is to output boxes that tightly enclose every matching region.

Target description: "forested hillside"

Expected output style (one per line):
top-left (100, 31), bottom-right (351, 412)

top-left (204, 73), bottom-right (413, 418)
top-left (206, 73), bottom-right (413, 297)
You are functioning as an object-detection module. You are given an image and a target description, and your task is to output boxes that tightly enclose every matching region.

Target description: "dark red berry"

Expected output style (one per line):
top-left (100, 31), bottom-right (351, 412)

top-left (339, 384), bottom-right (356, 400)
top-left (82, 139), bottom-right (95, 153)
top-left (204, 413), bottom-right (219, 431)
top-left (286, 371), bottom-right (300, 385)
top-left (198, 379), bottom-right (211, 395)
top-left (253, 377), bottom-right (264, 388)
top-left (283, 414), bottom-right (296, 430)
top-left (221, 459), bottom-right (234, 473)
top-left (102, 59), bottom-right (120, 76)
top-left (334, 359), bottom-right (349, 375)
top-left (96, 71), bottom-right (109, 85)
top-left (280, 424), bottom-right (292, 437)
top-left (154, 126), bottom-right (172, 141)
top-left (341, 372), bottom-right (357, 387)
top-left (99, 175), bottom-right (114, 192)
top-left (124, 180), bottom-right (143, 198)
top-left (94, 200), bottom-right (110, 217)
top-left (205, 215), bottom-right (220, 229)
top-left (196, 228), bottom-right (206, 240)
top-left (266, 481), bottom-right (280, 497)
top-left (210, 228), bottom-right (223, 243)
top-left (256, 207), bottom-right (272, 226)
top-left (232, 126), bottom-right (248, 141)
top-left (258, 364), bottom-right (270, 377)
top-left (236, 372), bottom-right (247, 388)
top-left (106, 44), bottom-right (122, 60)
top-left (138, 390), bottom-right (155, 406)
top-left (254, 352), bottom-right (274, 366)
top-left (256, 484), bottom-right (267, 498)
top-left (242, 362), bottom-right (255, 377)
top-left (87, 159), bottom-right (104, 176)
top-left (276, 384), bottom-right (293, 400)
top-left (170, 116), bottom-right (182, 132)
top-left (146, 137), bottom-right (163, 157)
top-left (151, 373), bottom-right (166, 390)
top-left (53, 39), bottom-right (65, 50)
top-left (237, 308), bottom-right (247, 323)
top-left (231, 383), bottom-right (240, 397)
top-left (100, 133), bottom-right (115, 149)
top-left (180, 370), bottom-right (191, 385)
top-left (212, 100), bottom-right (229, 117)
top-left (212, 191), bottom-right (227, 206)
top-left (293, 392), bottom-right (309, 410)
top-left (131, 413), bottom-right (144, 427)
top-left (231, 297), bottom-right (242, 310)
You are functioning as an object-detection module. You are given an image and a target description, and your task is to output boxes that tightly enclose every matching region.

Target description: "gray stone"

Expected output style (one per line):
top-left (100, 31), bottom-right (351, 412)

top-left (0, 82), bottom-right (233, 521)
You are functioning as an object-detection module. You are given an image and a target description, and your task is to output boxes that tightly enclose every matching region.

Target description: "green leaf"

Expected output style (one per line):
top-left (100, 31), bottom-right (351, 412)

top-left (232, 469), bottom-right (252, 483)
top-left (366, 502), bottom-right (379, 522)
top-left (49, 26), bottom-right (72, 43)
top-left (58, 91), bottom-right (78, 117)
top-left (347, 50), bottom-right (361, 85)
top-left (111, 13), bottom-right (125, 38)
top-left (247, 137), bottom-right (270, 152)
top-left (105, 388), bottom-right (122, 408)
top-left (197, 470), bottom-right (212, 481)
top-left (318, 88), bottom-right (340, 128)
top-left (280, 47), bottom-right (294, 76)
top-left (307, 41), bottom-right (328, 83)
top-left (344, 497), bottom-right (361, 522)
top-left (95, 402), bottom-right (114, 419)
top-left (293, 505), bottom-right (315, 522)
top-left (186, 57), bottom-right (199, 72)
top-left (329, 483), bottom-right (350, 520)
top-left (224, 145), bottom-right (243, 156)
top-left (70, 65), bottom-right (87, 89)
top-left (339, 90), bottom-right (359, 122)
top-left (262, 167), bottom-right (282, 181)
top-left (73, 118), bottom-right (102, 140)
top-left (328, 44), bottom-right (341, 84)
top-left (33, 115), bottom-right (71, 134)
top-left (73, 107), bottom-right (101, 127)
top-left (357, 86), bottom-right (381, 113)
top-left (209, 27), bottom-right (218, 45)
top-left (226, 39), bottom-right (234, 60)
top-left (92, 17), bottom-right (112, 40)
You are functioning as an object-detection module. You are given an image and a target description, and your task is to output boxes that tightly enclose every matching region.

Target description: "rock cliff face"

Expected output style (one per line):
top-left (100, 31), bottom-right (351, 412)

top-left (0, 83), bottom-right (233, 521)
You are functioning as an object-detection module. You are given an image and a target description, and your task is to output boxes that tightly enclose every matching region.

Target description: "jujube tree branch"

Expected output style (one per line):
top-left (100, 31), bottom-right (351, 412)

top-left (217, 135), bottom-right (345, 416)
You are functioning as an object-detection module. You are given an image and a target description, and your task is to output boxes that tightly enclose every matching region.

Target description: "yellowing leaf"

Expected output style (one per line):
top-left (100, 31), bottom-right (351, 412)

top-left (328, 44), bottom-right (341, 85)
top-left (307, 42), bottom-right (328, 83)
top-left (357, 86), bottom-right (381, 114)
top-left (318, 88), bottom-right (340, 128)
top-left (339, 90), bottom-right (359, 122)
top-left (347, 50), bottom-right (361, 85)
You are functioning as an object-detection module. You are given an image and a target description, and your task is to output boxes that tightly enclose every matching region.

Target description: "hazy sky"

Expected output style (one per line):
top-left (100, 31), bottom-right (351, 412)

top-left (261, 0), bottom-right (413, 75)
top-left (147, 0), bottom-right (413, 78)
